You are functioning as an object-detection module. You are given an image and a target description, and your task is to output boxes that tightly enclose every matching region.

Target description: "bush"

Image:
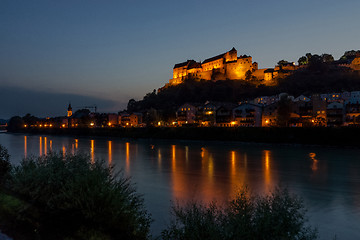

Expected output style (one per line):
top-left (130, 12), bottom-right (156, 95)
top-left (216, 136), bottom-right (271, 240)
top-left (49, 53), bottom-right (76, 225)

top-left (161, 187), bottom-right (318, 240)
top-left (0, 145), bottom-right (11, 187)
top-left (6, 152), bottom-right (152, 239)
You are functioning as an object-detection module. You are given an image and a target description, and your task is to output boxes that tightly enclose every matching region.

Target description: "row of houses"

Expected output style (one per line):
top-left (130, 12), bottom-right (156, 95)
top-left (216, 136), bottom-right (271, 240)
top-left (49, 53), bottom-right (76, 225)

top-left (64, 111), bottom-right (144, 128)
top-left (25, 91), bottom-right (360, 129)
top-left (175, 91), bottom-right (360, 127)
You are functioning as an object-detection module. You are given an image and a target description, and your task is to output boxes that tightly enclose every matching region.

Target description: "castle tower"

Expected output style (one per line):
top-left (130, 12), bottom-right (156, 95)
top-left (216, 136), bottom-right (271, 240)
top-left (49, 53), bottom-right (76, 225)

top-left (67, 103), bottom-right (73, 117)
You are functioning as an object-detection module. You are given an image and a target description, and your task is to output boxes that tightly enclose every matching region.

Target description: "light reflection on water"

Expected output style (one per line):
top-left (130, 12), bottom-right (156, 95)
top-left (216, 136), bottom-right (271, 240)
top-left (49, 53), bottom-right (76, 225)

top-left (0, 133), bottom-right (360, 239)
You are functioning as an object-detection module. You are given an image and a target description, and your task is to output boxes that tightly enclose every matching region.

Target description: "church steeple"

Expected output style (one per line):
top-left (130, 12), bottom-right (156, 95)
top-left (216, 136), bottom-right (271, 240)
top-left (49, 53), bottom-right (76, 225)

top-left (67, 103), bottom-right (73, 117)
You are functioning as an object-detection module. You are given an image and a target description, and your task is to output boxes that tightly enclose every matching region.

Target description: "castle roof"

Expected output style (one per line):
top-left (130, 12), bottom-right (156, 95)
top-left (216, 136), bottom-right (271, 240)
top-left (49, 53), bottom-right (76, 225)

top-left (187, 61), bottom-right (202, 69)
top-left (202, 53), bottom-right (225, 64)
top-left (202, 48), bottom-right (237, 64)
top-left (174, 60), bottom-right (192, 69)
top-left (173, 60), bottom-right (201, 69)
top-left (230, 47), bottom-right (237, 52)
top-left (264, 68), bottom-right (275, 73)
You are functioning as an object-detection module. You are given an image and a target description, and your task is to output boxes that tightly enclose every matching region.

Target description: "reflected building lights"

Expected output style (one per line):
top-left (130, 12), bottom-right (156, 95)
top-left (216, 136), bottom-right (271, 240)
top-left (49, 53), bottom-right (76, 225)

top-left (158, 149), bottom-right (162, 165)
top-left (90, 140), bottom-right (95, 164)
top-left (126, 142), bottom-right (130, 171)
top-left (44, 137), bottom-right (47, 155)
top-left (309, 152), bottom-right (318, 172)
top-left (62, 146), bottom-right (66, 158)
top-left (39, 137), bottom-right (42, 156)
top-left (172, 145), bottom-right (176, 171)
top-left (229, 150), bottom-right (246, 198)
top-left (24, 136), bottom-right (27, 158)
top-left (108, 141), bottom-right (112, 164)
top-left (263, 150), bottom-right (272, 192)
top-left (185, 146), bottom-right (189, 163)
top-left (50, 140), bottom-right (52, 152)
top-left (75, 139), bottom-right (78, 149)
top-left (231, 151), bottom-right (236, 171)
top-left (208, 154), bottom-right (214, 177)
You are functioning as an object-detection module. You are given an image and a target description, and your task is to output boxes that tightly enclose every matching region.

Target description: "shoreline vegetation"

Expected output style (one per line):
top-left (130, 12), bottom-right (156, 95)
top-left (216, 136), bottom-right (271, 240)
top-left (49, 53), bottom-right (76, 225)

top-left (9, 126), bottom-right (360, 147)
top-left (0, 145), bottom-right (319, 240)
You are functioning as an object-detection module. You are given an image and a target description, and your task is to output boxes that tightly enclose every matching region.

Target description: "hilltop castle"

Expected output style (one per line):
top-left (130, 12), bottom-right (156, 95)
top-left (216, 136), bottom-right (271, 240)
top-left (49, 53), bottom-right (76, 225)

top-left (169, 48), bottom-right (259, 85)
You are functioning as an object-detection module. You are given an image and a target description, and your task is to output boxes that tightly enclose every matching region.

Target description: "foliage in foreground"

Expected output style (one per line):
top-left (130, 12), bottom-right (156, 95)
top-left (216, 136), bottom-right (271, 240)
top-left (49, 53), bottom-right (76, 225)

top-left (0, 144), bottom-right (320, 240)
top-left (0, 145), bottom-right (11, 187)
top-left (2, 152), bottom-right (151, 240)
top-left (161, 187), bottom-right (318, 240)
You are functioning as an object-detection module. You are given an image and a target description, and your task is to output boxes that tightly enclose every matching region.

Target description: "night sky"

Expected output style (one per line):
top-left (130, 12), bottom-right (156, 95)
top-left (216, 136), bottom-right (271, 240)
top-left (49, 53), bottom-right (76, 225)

top-left (1, 0), bottom-right (359, 119)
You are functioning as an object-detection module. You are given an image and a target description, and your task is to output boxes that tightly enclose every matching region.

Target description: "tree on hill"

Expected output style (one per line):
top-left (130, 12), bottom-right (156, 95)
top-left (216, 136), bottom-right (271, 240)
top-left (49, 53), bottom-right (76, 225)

top-left (340, 50), bottom-right (360, 60)
top-left (298, 56), bottom-right (308, 66)
top-left (277, 60), bottom-right (291, 66)
top-left (321, 53), bottom-right (334, 63)
top-left (7, 116), bottom-right (24, 131)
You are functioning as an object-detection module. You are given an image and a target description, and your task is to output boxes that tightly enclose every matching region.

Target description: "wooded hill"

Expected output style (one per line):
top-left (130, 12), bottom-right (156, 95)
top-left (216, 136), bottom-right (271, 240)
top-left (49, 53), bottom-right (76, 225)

top-left (127, 51), bottom-right (360, 121)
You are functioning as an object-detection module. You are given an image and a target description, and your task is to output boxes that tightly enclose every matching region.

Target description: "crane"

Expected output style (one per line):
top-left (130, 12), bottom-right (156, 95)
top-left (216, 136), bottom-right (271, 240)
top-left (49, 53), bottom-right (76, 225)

top-left (76, 105), bottom-right (97, 113)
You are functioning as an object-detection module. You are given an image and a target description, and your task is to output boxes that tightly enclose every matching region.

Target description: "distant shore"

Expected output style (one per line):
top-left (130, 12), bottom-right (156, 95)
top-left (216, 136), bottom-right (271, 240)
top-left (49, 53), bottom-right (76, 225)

top-left (8, 127), bottom-right (360, 147)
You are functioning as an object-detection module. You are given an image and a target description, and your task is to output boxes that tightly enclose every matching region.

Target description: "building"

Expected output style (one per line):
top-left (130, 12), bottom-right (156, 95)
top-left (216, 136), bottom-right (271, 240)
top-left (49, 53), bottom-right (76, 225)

top-left (327, 102), bottom-right (344, 127)
top-left (345, 102), bottom-right (360, 126)
top-left (129, 113), bottom-right (143, 127)
top-left (67, 103), bottom-right (72, 117)
top-left (261, 102), bottom-right (278, 126)
top-left (176, 103), bottom-right (200, 125)
top-left (232, 103), bottom-right (262, 127)
top-left (169, 48), bottom-right (258, 85)
top-left (215, 104), bottom-right (237, 127)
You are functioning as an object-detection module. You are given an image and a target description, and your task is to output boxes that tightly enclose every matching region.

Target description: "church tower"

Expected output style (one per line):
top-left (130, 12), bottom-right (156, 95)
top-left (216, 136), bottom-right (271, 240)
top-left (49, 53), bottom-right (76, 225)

top-left (67, 103), bottom-right (73, 117)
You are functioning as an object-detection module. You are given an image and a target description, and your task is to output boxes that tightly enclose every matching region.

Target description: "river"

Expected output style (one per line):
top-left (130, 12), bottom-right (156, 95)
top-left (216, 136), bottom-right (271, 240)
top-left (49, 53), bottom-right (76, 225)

top-left (0, 133), bottom-right (359, 239)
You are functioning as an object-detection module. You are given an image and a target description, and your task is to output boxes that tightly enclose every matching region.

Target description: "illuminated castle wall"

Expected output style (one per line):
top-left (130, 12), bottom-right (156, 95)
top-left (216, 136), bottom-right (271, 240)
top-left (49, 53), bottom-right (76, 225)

top-left (169, 48), bottom-right (258, 85)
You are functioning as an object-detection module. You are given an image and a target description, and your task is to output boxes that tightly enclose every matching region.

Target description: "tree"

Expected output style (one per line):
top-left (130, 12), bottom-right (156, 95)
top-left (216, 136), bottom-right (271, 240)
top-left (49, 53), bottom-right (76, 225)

top-left (277, 93), bottom-right (292, 127)
top-left (6, 153), bottom-right (152, 239)
top-left (22, 114), bottom-right (39, 126)
top-left (340, 50), bottom-right (360, 60)
top-left (127, 98), bottom-right (137, 112)
top-left (161, 187), bottom-right (318, 240)
top-left (298, 56), bottom-right (308, 66)
top-left (277, 60), bottom-right (291, 66)
top-left (7, 116), bottom-right (24, 131)
top-left (321, 54), bottom-right (334, 63)
top-left (0, 145), bottom-right (10, 187)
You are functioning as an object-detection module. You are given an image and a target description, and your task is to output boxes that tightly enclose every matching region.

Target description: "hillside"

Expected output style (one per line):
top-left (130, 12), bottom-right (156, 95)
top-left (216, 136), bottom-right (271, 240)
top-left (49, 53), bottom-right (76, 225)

top-left (127, 54), bottom-right (360, 121)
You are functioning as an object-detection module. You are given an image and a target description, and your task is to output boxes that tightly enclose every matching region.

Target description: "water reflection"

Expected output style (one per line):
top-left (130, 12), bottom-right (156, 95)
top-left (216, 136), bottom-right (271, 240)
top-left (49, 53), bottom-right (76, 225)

top-left (108, 141), bottom-right (112, 164)
top-left (44, 137), bottom-right (47, 155)
top-left (90, 140), bottom-right (95, 163)
top-left (263, 150), bottom-right (272, 193)
top-left (126, 142), bottom-right (130, 172)
top-left (309, 152), bottom-right (318, 172)
top-left (171, 145), bottom-right (176, 172)
top-left (230, 150), bottom-right (246, 198)
top-left (157, 149), bottom-right (162, 166)
top-left (2, 134), bottom-right (360, 239)
top-left (39, 136), bottom-right (42, 156)
top-left (24, 136), bottom-right (27, 158)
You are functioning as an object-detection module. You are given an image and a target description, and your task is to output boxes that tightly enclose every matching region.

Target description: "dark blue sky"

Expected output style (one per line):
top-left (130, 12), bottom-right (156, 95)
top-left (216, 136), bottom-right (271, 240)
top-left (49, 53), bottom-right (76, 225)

top-left (1, 0), bottom-right (359, 118)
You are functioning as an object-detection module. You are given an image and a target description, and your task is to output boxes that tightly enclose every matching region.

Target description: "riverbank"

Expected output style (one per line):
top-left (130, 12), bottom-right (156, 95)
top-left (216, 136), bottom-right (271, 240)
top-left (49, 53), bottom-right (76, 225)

top-left (9, 127), bottom-right (360, 147)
